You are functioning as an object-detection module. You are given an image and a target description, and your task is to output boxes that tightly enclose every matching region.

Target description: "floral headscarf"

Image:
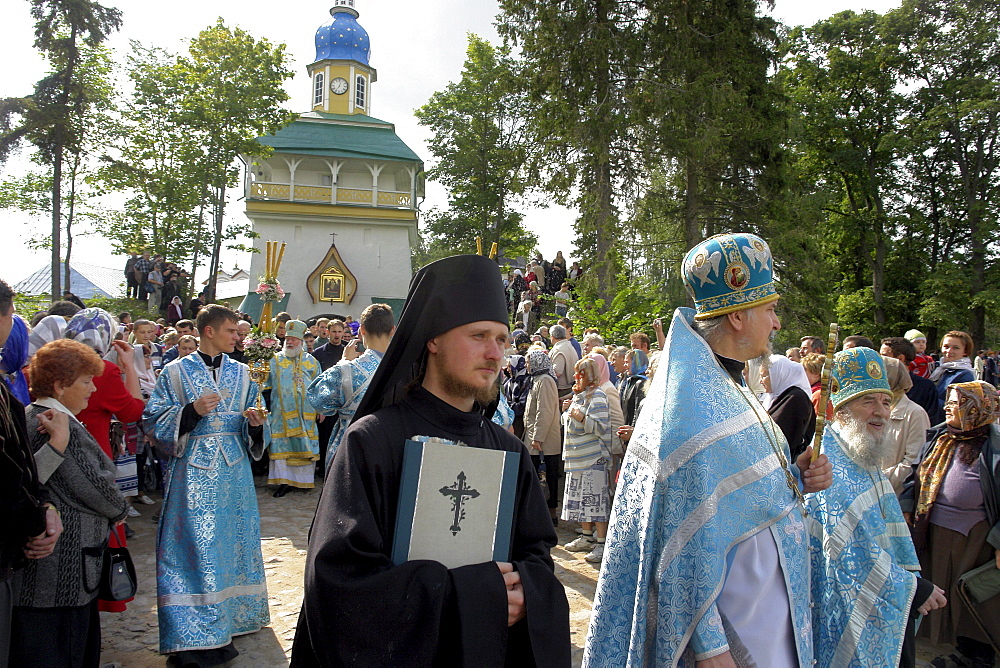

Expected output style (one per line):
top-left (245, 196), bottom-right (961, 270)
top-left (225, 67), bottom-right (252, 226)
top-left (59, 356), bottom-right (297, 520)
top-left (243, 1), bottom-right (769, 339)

top-left (947, 380), bottom-right (1000, 432)
top-left (526, 348), bottom-right (555, 378)
top-left (512, 330), bottom-right (531, 355)
top-left (65, 308), bottom-right (118, 356)
top-left (0, 314), bottom-right (31, 404)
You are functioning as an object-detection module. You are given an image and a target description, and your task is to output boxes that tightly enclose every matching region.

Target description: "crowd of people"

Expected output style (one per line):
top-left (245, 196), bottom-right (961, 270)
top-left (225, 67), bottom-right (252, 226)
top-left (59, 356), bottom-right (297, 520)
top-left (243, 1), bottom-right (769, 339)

top-left (3, 232), bottom-right (1000, 668)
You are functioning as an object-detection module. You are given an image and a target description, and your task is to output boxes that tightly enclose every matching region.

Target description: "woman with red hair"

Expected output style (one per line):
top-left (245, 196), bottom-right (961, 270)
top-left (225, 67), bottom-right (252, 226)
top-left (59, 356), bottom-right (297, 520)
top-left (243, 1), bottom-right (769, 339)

top-left (64, 308), bottom-right (145, 614)
top-left (9, 339), bottom-right (128, 667)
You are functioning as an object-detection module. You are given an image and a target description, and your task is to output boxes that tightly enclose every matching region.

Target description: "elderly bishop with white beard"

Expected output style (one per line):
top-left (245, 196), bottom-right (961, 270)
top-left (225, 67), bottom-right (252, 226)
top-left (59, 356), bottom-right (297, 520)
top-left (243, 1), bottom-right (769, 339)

top-left (265, 319), bottom-right (322, 497)
top-left (806, 347), bottom-right (947, 667)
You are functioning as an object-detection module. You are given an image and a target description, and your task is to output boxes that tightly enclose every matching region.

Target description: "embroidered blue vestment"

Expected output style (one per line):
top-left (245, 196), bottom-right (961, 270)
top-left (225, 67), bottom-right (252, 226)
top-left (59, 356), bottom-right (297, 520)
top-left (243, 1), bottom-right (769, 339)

top-left (144, 352), bottom-right (271, 654)
top-left (806, 425), bottom-right (918, 667)
top-left (584, 308), bottom-right (812, 667)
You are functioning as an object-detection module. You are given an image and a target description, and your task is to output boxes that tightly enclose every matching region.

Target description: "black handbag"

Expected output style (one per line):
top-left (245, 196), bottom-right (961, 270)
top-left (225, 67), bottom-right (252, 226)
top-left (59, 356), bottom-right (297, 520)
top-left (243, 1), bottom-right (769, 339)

top-left (537, 457), bottom-right (551, 501)
top-left (99, 545), bottom-right (138, 601)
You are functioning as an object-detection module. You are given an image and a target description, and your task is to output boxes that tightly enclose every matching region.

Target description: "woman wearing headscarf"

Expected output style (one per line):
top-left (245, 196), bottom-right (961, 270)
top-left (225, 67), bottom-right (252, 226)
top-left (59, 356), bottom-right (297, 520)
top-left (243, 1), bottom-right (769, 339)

top-left (881, 356), bottom-right (931, 494)
top-left (619, 348), bottom-right (649, 427)
top-left (759, 354), bottom-right (816, 461)
top-left (522, 349), bottom-right (561, 523)
top-left (508, 269), bottom-right (527, 319)
top-left (561, 357), bottom-right (611, 564)
top-left (166, 295), bottom-right (183, 326)
top-left (902, 381), bottom-right (1000, 668)
top-left (0, 314), bottom-right (30, 405)
top-left (589, 353), bottom-right (625, 491)
top-left (65, 308), bottom-right (145, 615)
top-left (503, 355), bottom-right (531, 439)
top-left (9, 339), bottom-right (129, 667)
top-left (27, 314), bottom-right (68, 359)
top-left (66, 309), bottom-right (145, 461)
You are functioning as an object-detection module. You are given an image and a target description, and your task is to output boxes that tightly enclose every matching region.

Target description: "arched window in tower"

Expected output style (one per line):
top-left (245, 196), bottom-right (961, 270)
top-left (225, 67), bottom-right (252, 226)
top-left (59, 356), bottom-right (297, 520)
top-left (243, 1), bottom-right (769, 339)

top-left (313, 72), bottom-right (325, 106)
top-left (355, 75), bottom-right (366, 110)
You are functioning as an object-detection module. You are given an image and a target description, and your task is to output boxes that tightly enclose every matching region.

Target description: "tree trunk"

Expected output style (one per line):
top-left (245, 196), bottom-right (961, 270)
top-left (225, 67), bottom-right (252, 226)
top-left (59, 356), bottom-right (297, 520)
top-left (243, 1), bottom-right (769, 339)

top-left (592, 158), bottom-right (617, 304)
top-left (51, 143), bottom-right (63, 299)
top-left (188, 175), bottom-right (211, 294)
top-left (872, 222), bottom-right (886, 326)
top-left (65, 162), bottom-right (77, 293)
top-left (206, 183), bottom-right (225, 304)
top-left (683, 155), bottom-right (700, 255)
top-left (589, 0), bottom-right (617, 305)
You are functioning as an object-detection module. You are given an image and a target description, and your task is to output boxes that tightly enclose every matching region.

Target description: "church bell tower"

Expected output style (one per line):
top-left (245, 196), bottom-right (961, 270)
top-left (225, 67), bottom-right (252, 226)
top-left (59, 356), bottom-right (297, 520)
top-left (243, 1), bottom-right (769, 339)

top-left (241, 0), bottom-right (423, 323)
top-left (307, 0), bottom-right (377, 116)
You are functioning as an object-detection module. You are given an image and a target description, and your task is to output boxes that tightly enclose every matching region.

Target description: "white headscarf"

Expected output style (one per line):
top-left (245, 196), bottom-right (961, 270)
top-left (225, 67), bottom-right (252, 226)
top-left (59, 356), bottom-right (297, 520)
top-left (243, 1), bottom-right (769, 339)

top-left (761, 354), bottom-right (813, 410)
top-left (28, 315), bottom-right (68, 358)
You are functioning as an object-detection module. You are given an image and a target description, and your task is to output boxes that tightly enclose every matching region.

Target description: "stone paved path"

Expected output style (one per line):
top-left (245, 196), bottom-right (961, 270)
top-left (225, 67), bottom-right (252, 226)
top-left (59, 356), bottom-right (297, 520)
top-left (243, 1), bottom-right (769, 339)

top-left (99, 476), bottom-right (949, 667)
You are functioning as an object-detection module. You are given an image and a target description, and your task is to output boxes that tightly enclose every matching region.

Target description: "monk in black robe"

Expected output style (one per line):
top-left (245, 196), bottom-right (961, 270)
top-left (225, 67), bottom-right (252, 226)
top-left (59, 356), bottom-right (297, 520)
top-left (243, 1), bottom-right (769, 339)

top-left (291, 255), bottom-right (570, 667)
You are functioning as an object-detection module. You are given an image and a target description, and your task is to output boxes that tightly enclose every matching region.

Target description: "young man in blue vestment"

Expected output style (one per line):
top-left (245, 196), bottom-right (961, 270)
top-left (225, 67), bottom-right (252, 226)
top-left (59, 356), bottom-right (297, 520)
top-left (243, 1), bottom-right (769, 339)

top-left (806, 347), bottom-right (946, 667)
top-left (144, 304), bottom-right (270, 667)
top-left (585, 233), bottom-right (833, 668)
top-left (306, 303), bottom-right (394, 469)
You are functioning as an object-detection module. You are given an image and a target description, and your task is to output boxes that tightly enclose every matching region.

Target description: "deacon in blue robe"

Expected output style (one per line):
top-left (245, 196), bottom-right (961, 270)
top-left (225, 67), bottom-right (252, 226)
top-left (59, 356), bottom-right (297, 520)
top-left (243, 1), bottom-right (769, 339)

top-left (806, 347), bottom-right (944, 667)
top-left (307, 347), bottom-right (384, 466)
top-left (144, 326), bottom-right (271, 658)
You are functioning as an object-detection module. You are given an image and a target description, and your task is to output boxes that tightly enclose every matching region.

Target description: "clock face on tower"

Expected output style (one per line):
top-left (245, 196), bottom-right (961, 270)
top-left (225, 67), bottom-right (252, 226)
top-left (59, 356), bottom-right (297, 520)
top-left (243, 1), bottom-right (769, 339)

top-left (330, 77), bottom-right (349, 95)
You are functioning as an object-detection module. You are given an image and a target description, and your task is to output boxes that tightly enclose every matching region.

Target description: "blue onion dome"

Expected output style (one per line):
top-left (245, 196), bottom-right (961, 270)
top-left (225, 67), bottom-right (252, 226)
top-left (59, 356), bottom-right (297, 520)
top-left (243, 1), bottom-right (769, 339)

top-left (315, 2), bottom-right (370, 64)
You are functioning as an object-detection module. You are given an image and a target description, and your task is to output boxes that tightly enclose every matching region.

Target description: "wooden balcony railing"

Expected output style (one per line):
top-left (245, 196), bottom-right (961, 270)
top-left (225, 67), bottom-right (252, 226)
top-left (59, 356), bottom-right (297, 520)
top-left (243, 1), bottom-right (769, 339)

top-left (249, 182), bottom-right (413, 209)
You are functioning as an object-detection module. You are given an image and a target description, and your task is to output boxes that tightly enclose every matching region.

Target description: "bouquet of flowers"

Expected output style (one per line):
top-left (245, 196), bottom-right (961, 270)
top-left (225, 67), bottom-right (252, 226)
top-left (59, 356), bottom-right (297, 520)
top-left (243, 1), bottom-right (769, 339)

top-left (256, 277), bottom-right (285, 302)
top-left (243, 328), bottom-right (281, 364)
top-left (244, 327), bottom-right (280, 411)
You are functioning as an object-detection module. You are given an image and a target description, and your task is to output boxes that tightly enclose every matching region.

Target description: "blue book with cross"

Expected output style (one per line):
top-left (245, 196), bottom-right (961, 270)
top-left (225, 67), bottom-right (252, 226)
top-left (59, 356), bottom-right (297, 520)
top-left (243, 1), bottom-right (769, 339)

top-left (391, 437), bottom-right (519, 568)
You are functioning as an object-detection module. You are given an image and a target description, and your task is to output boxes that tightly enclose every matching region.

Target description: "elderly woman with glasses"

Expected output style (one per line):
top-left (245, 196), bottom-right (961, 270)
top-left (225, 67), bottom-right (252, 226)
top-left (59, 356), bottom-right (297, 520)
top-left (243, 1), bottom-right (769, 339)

top-left (902, 381), bottom-right (1000, 668)
top-left (9, 339), bottom-right (128, 667)
top-left (560, 356), bottom-right (611, 564)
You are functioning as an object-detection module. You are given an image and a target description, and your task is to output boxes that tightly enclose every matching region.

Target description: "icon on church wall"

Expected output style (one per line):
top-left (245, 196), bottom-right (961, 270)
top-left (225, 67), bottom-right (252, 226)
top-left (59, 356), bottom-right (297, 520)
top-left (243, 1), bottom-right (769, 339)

top-left (321, 270), bottom-right (345, 302)
top-left (307, 240), bottom-right (358, 305)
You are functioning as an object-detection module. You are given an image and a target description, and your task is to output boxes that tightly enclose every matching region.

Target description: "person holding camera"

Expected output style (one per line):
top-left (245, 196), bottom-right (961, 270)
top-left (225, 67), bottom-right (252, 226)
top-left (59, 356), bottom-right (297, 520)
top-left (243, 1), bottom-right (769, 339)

top-left (307, 304), bottom-right (395, 470)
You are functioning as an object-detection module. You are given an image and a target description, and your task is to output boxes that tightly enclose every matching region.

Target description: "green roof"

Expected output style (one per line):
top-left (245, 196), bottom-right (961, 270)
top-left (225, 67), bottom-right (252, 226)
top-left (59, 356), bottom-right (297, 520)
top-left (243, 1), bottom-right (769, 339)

top-left (258, 113), bottom-right (422, 163)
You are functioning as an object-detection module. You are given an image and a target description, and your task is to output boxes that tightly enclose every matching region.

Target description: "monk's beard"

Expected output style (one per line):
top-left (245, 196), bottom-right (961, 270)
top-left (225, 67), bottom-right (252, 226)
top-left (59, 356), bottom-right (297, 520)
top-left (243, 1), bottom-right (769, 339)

top-left (283, 342), bottom-right (302, 358)
top-left (836, 413), bottom-right (888, 469)
top-left (432, 350), bottom-right (500, 407)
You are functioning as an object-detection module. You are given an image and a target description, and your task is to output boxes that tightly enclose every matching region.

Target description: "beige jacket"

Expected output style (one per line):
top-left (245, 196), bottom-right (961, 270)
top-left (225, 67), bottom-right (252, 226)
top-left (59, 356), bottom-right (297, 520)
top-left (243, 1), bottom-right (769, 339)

top-left (881, 394), bottom-right (931, 493)
top-left (523, 374), bottom-right (562, 456)
top-left (549, 339), bottom-right (580, 392)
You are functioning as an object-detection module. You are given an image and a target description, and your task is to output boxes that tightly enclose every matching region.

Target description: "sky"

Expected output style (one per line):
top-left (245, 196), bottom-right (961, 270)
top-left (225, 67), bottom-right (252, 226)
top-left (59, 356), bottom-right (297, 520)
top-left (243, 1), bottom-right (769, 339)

top-left (0, 0), bottom-right (900, 286)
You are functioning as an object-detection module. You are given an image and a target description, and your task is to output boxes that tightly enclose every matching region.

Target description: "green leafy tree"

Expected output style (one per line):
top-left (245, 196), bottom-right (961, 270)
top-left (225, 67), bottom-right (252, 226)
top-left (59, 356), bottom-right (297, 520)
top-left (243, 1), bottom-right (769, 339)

top-left (499, 0), bottom-right (786, 312)
top-left (890, 0), bottom-right (1000, 346)
top-left (0, 0), bottom-right (122, 298)
top-left (96, 43), bottom-right (212, 274)
top-left (780, 10), bottom-right (907, 336)
top-left (498, 0), bottom-right (637, 305)
top-left (170, 20), bottom-right (295, 301)
top-left (415, 35), bottom-right (537, 263)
